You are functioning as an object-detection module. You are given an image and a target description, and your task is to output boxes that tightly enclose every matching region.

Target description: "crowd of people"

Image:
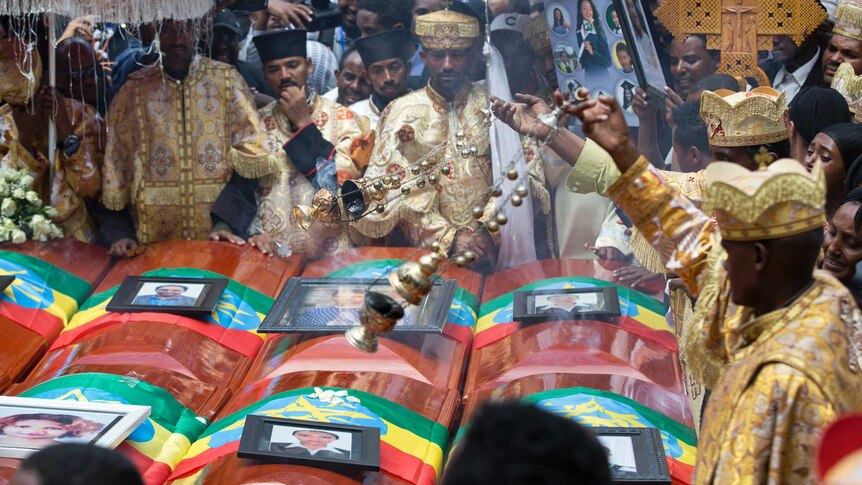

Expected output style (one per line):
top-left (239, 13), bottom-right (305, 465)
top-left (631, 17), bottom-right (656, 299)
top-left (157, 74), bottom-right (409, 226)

top-left (3, 0), bottom-right (862, 482)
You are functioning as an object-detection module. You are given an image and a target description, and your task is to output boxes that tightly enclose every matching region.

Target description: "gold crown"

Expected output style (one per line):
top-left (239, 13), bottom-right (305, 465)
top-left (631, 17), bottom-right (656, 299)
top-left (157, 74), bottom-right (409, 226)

top-left (703, 159), bottom-right (825, 241)
top-left (700, 87), bottom-right (789, 148)
top-left (0, 39), bottom-right (41, 106)
top-left (831, 62), bottom-right (862, 114)
top-left (836, 0), bottom-right (862, 42)
top-left (523, 15), bottom-right (551, 53)
top-left (415, 8), bottom-right (479, 50)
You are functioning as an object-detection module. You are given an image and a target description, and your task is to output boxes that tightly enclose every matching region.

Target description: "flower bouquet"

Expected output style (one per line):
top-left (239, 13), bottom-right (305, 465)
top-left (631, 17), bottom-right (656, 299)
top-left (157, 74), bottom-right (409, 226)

top-left (0, 167), bottom-right (62, 243)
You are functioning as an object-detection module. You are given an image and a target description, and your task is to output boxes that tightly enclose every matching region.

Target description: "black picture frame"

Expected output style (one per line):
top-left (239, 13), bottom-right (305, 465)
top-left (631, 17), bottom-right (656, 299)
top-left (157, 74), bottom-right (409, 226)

top-left (238, 415), bottom-right (381, 471)
top-left (613, 0), bottom-right (670, 99)
top-left (0, 275), bottom-right (14, 294)
top-left (105, 276), bottom-right (228, 317)
top-left (259, 277), bottom-right (456, 334)
top-left (513, 287), bottom-right (622, 325)
top-left (593, 427), bottom-right (670, 484)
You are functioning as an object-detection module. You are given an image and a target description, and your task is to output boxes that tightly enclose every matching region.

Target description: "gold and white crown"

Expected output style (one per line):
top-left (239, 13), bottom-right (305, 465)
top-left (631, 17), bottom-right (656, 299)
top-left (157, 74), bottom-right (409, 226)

top-left (836, 0), bottom-right (862, 42)
top-left (415, 8), bottom-right (479, 50)
top-left (699, 87), bottom-right (789, 148)
top-left (703, 159), bottom-right (826, 241)
top-left (523, 15), bottom-right (551, 54)
top-left (831, 62), bottom-right (862, 114)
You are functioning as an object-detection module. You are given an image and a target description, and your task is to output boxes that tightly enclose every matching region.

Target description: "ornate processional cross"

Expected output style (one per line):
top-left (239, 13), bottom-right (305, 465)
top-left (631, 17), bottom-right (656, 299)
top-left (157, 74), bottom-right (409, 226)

top-left (655, 0), bottom-right (827, 87)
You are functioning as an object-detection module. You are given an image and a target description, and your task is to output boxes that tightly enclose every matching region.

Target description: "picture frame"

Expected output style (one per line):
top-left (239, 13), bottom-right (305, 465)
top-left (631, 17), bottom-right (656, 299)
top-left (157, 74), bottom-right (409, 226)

top-left (105, 276), bottom-right (228, 317)
top-left (259, 277), bottom-right (456, 334)
top-left (613, 0), bottom-right (671, 99)
top-left (0, 275), bottom-right (14, 294)
top-left (0, 396), bottom-right (150, 459)
top-left (593, 427), bottom-right (671, 484)
top-left (238, 415), bottom-right (380, 471)
top-left (512, 287), bottom-right (621, 325)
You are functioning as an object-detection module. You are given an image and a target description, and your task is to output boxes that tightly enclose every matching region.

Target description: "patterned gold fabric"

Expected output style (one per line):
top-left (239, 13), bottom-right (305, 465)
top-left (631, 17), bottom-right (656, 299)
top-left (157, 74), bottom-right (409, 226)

top-left (0, 38), bottom-right (41, 107)
top-left (609, 157), bottom-right (862, 484)
top-left (0, 101), bottom-right (101, 243)
top-left (700, 87), bottom-right (789, 148)
top-left (250, 95), bottom-right (362, 259)
top-left (415, 8), bottom-right (479, 50)
top-left (703, 159), bottom-right (826, 241)
top-left (836, 0), bottom-right (862, 42)
top-left (351, 82), bottom-right (494, 251)
top-left (831, 62), bottom-right (862, 114)
top-left (101, 57), bottom-right (281, 244)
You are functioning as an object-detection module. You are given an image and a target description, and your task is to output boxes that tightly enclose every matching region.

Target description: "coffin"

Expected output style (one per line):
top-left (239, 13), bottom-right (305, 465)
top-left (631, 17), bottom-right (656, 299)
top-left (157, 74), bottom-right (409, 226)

top-left (0, 239), bottom-right (112, 392)
top-left (13, 241), bottom-right (301, 419)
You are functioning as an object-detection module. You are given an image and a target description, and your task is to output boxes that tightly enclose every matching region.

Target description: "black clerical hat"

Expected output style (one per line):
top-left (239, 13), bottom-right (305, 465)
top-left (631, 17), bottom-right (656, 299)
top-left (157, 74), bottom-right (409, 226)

top-left (354, 29), bottom-right (412, 69)
top-left (254, 29), bottom-right (307, 64)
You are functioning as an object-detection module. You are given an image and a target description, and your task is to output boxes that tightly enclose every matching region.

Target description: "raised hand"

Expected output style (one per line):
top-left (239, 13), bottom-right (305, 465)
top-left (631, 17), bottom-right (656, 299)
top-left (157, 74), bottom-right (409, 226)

top-left (489, 93), bottom-right (553, 138)
top-left (563, 90), bottom-right (640, 171)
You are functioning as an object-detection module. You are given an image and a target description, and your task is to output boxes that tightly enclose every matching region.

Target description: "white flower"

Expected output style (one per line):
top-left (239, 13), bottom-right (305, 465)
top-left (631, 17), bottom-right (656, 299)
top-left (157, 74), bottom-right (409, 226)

top-left (43, 206), bottom-right (57, 218)
top-left (11, 228), bottom-right (26, 244)
top-left (19, 174), bottom-right (34, 187)
top-left (308, 387), bottom-right (360, 408)
top-left (29, 215), bottom-right (53, 241)
top-left (12, 188), bottom-right (25, 199)
top-left (24, 191), bottom-right (39, 204)
top-left (1, 198), bottom-right (15, 217)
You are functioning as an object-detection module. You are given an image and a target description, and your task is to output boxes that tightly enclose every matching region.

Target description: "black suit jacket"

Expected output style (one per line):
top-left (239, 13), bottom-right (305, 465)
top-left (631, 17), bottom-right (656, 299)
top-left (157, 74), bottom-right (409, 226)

top-left (760, 52), bottom-right (823, 89)
top-left (270, 443), bottom-right (351, 459)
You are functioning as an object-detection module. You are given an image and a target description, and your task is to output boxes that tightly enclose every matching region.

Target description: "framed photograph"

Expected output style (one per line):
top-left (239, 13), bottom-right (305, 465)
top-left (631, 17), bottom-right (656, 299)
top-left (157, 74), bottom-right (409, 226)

top-left (259, 277), bottom-right (456, 334)
top-left (0, 275), bottom-right (14, 294)
top-left (238, 415), bottom-right (380, 471)
top-left (513, 287), bottom-right (621, 324)
top-left (105, 276), bottom-right (228, 317)
top-left (593, 427), bottom-right (671, 483)
top-left (0, 396), bottom-right (150, 459)
top-left (614, 0), bottom-right (670, 99)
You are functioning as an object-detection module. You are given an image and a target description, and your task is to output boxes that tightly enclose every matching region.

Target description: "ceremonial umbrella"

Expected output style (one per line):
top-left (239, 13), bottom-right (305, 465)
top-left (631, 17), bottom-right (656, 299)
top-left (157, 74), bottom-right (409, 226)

top-left (0, 0), bottom-right (224, 183)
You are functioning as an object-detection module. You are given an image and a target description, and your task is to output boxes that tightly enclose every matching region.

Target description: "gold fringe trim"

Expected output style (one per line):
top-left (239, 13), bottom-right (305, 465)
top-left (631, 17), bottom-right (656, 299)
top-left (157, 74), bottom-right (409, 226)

top-left (101, 188), bottom-right (129, 211)
top-left (630, 229), bottom-right (667, 274)
top-left (703, 171), bottom-right (825, 223)
top-left (228, 150), bottom-right (283, 180)
top-left (836, 3), bottom-right (862, 42)
top-left (682, 236), bottom-right (727, 389)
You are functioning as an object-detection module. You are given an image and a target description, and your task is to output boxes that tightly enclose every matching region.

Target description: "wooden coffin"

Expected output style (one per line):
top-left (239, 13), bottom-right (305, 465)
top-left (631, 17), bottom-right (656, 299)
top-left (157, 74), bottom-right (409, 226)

top-left (14, 241), bottom-right (301, 419)
top-left (0, 239), bottom-right (112, 392)
top-left (464, 259), bottom-right (691, 425)
top-left (240, 247), bottom-right (481, 393)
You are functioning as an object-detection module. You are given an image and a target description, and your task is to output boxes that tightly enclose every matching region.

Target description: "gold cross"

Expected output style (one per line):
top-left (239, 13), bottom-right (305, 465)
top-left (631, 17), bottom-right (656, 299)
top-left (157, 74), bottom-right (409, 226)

top-left (656, 0), bottom-right (826, 88)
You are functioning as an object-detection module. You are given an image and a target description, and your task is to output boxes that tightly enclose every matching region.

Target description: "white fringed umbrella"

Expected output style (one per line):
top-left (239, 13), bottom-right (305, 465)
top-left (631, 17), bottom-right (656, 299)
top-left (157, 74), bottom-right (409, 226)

top-left (1, 0), bottom-right (218, 183)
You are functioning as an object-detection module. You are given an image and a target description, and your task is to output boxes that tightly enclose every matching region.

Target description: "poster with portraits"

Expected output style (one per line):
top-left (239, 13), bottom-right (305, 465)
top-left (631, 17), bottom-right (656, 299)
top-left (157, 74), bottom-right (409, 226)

top-left (544, 0), bottom-right (668, 126)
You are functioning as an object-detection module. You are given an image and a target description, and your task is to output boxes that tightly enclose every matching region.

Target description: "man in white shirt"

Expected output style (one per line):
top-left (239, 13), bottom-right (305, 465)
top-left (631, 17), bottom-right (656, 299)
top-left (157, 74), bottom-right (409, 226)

top-left (761, 34), bottom-right (822, 102)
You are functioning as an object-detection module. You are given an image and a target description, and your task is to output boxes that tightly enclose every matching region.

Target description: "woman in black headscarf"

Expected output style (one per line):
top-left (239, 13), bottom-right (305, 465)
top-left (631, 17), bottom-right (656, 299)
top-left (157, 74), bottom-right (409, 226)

top-left (804, 123), bottom-right (862, 217)
top-left (789, 86), bottom-right (852, 162)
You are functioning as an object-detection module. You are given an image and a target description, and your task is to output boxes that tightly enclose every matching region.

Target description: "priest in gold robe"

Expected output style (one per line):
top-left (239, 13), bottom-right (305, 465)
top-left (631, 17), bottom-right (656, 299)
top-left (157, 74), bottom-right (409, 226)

top-left (562, 92), bottom-right (862, 484)
top-left (241, 29), bottom-right (363, 259)
top-left (0, 37), bottom-right (102, 243)
top-left (351, 7), bottom-right (499, 263)
top-left (99, 20), bottom-right (280, 256)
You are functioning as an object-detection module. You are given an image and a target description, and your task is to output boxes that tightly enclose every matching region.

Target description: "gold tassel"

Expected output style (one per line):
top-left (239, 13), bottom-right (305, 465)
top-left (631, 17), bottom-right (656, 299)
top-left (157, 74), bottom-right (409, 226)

top-left (630, 229), bottom-right (667, 274)
top-left (100, 189), bottom-right (130, 212)
top-left (228, 150), bottom-right (284, 180)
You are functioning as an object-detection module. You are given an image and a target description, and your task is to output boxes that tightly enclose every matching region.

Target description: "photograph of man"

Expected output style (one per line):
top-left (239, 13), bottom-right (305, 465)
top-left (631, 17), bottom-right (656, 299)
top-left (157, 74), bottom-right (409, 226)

top-left (534, 293), bottom-right (598, 314)
top-left (269, 428), bottom-right (352, 459)
top-left (555, 44), bottom-right (577, 74)
top-left (294, 286), bottom-right (418, 328)
top-left (598, 436), bottom-right (638, 475)
top-left (132, 284), bottom-right (198, 307)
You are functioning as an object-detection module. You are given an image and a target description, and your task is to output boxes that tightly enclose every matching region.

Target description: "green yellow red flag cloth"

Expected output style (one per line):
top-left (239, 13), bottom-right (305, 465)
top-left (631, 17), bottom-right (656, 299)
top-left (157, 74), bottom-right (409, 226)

top-left (473, 277), bottom-right (675, 350)
top-left (326, 259), bottom-right (478, 344)
top-left (0, 250), bottom-right (92, 340)
top-left (19, 372), bottom-right (208, 485)
top-left (169, 387), bottom-right (449, 485)
top-left (50, 268), bottom-right (273, 358)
